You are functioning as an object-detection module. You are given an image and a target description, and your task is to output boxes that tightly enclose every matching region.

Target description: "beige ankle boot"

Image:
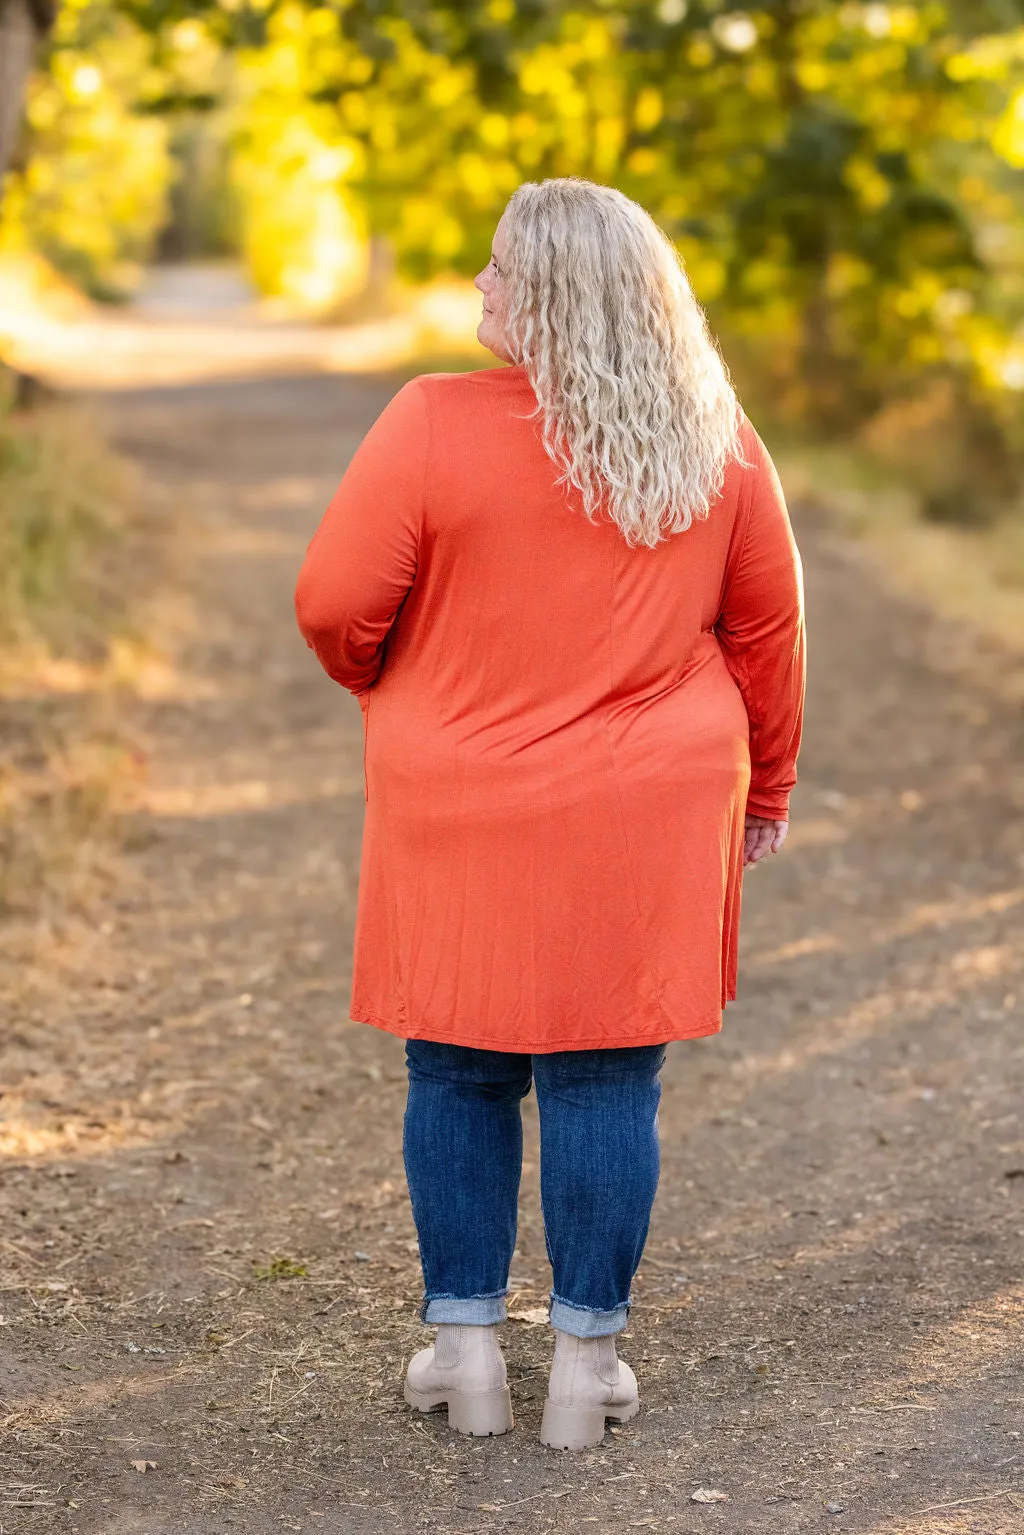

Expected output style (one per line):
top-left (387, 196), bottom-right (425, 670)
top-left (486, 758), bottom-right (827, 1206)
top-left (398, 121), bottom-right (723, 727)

top-left (404, 1323), bottom-right (513, 1437)
top-left (539, 1328), bottom-right (640, 1449)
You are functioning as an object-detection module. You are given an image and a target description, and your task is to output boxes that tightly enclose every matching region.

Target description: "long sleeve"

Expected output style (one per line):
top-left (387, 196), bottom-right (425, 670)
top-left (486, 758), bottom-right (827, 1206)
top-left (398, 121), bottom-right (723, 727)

top-left (715, 424), bottom-right (806, 820)
top-left (294, 379), bottom-right (430, 693)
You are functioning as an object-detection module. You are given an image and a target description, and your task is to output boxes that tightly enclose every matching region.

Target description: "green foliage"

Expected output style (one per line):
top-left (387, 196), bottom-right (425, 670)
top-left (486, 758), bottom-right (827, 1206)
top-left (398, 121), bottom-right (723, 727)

top-left (180, 0), bottom-right (1024, 452)
top-left (7, 0), bottom-right (1024, 484)
top-left (343, 5), bottom-right (1024, 429)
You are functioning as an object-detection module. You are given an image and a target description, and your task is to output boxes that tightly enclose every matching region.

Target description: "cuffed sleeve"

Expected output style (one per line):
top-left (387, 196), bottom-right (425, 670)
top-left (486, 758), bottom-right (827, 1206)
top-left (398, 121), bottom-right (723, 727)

top-left (294, 378), bottom-right (430, 693)
top-left (715, 423), bottom-right (806, 821)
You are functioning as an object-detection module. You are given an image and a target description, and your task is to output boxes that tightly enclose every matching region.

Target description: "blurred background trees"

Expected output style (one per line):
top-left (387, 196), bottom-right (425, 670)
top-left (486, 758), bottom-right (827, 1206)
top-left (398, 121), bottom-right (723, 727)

top-left (4, 0), bottom-right (1024, 522)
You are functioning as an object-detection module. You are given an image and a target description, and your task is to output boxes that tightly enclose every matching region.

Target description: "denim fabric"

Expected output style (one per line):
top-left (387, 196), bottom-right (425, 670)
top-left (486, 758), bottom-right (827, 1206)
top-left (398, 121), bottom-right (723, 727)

top-left (402, 1040), bottom-right (666, 1337)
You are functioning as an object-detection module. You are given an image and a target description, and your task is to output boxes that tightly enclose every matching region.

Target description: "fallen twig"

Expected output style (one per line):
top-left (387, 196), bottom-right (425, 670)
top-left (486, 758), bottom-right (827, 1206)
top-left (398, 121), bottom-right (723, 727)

top-left (910, 1491), bottom-right (1012, 1515)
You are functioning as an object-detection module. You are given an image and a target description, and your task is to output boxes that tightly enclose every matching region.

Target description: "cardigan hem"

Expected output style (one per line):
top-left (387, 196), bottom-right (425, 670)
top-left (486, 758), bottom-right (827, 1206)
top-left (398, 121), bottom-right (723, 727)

top-left (348, 1005), bottom-right (724, 1054)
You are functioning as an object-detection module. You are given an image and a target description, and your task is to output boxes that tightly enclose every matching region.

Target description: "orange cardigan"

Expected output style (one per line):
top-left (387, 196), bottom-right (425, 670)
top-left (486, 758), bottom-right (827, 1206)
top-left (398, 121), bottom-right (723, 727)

top-left (296, 366), bottom-right (805, 1052)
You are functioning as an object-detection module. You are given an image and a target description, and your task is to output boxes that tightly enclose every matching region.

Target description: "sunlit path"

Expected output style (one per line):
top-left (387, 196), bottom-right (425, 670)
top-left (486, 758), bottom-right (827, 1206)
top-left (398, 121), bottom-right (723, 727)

top-left (0, 258), bottom-right (486, 389)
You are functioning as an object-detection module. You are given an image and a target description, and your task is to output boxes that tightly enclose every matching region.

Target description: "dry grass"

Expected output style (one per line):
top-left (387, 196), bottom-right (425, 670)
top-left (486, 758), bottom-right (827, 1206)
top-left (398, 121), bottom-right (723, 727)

top-left (0, 390), bottom-right (171, 921)
top-left (0, 392), bottom-right (132, 653)
top-left (772, 430), bottom-right (1024, 659)
top-left (0, 722), bottom-right (147, 918)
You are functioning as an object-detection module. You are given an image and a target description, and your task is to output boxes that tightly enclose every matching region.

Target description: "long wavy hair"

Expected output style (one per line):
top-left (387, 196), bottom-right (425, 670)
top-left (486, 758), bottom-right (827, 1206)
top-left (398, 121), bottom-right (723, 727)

top-left (501, 178), bottom-right (749, 548)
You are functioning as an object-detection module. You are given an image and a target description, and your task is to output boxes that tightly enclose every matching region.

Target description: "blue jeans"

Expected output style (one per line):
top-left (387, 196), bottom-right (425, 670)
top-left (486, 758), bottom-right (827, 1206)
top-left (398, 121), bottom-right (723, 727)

top-left (402, 1040), bottom-right (667, 1338)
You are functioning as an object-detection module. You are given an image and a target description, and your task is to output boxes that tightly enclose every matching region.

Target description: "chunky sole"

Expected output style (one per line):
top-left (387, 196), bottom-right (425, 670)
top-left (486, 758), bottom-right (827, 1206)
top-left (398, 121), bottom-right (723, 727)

top-left (539, 1394), bottom-right (640, 1450)
top-left (403, 1381), bottom-right (514, 1437)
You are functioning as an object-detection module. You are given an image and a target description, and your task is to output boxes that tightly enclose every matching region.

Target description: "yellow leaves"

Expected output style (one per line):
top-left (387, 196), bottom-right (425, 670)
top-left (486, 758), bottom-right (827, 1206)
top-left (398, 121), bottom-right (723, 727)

top-left (399, 201), bottom-right (464, 261)
top-left (560, 92), bottom-right (590, 122)
top-left (398, 198), bottom-right (436, 245)
top-left (251, 182), bottom-right (368, 311)
top-left (3, 7), bottom-right (174, 296)
top-left (660, 193), bottom-right (689, 222)
top-left (634, 87), bottom-right (663, 134)
top-left (946, 31), bottom-right (1024, 85)
top-left (25, 93), bottom-right (59, 133)
top-left (944, 51), bottom-right (979, 84)
top-left (230, 87), bottom-right (369, 310)
top-left (254, 6), bottom-right (360, 98)
top-left (827, 253), bottom-right (874, 298)
top-left (577, 18), bottom-right (614, 63)
top-left (627, 148), bottom-right (660, 178)
top-left (339, 90), bottom-right (369, 131)
top-left (958, 312), bottom-right (1020, 393)
top-left (275, 1), bottom-right (308, 40)
top-left (512, 112), bottom-right (539, 143)
top-left (345, 55), bottom-right (375, 87)
top-left (429, 216), bottom-right (464, 261)
top-left (992, 88), bottom-right (1024, 168)
top-left (744, 258), bottom-right (786, 298)
top-left (794, 58), bottom-right (830, 93)
top-left (593, 115), bottom-right (625, 177)
top-left (687, 35), bottom-right (715, 69)
top-left (847, 40), bottom-right (908, 86)
top-left (518, 55), bottom-right (589, 118)
top-left (10, 0), bottom-right (1020, 399)
top-left (843, 156), bottom-right (892, 212)
top-left (677, 245), bottom-right (727, 304)
top-left (456, 153), bottom-right (493, 202)
top-left (427, 72), bottom-right (467, 111)
top-left (517, 19), bottom-right (615, 124)
top-left (519, 53), bottom-right (575, 100)
top-left (744, 58), bottom-right (777, 101)
top-left (887, 5), bottom-right (930, 43)
top-left (956, 175), bottom-right (994, 216)
top-left (589, 73), bottom-right (625, 120)
top-left (306, 8), bottom-right (340, 40)
top-left (892, 272), bottom-right (944, 320)
top-left (905, 333), bottom-right (946, 366)
top-left (478, 114), bottom-right (509, 150)
top-left (369, 115), bottom-right (398, 153)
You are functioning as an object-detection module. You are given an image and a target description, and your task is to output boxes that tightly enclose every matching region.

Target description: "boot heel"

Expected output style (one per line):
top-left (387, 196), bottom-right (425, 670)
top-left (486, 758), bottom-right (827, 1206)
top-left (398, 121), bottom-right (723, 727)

top-left (446, 1386), bottom-right (514, 1437)
top-left (404, 1381), bottom-right (447, 1414)
top-left (540, 1400), bottom-right (611, 1450)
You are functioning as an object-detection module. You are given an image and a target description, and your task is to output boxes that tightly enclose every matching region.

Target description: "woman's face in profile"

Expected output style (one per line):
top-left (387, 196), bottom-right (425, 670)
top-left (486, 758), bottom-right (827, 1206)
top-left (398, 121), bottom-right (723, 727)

top-left (474, 214), bottom-right (515, 363)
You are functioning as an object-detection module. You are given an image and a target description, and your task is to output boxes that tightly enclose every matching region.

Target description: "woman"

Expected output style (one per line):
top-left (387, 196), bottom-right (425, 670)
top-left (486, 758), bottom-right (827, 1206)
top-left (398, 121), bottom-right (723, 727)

top-left (294, 178), bottom-right (805, 1450)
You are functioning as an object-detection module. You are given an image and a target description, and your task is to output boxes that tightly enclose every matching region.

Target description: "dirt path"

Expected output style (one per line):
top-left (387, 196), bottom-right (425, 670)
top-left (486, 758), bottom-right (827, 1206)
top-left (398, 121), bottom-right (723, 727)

top-left (1, 359), bottom-right (1022, 1535)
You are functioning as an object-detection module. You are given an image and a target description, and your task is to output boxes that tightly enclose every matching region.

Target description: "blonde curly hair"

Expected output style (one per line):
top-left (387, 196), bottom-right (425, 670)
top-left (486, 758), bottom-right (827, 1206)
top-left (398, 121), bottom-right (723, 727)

top-left (502, 178), bottom-right (749, 549)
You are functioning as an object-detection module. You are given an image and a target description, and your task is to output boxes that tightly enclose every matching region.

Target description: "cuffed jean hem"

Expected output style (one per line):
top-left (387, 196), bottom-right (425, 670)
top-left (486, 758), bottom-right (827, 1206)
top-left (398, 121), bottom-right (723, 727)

top-left (549, 1294), bottom-right (630, 1338)
top-left (421, 1292), bottom-right (508, 1326)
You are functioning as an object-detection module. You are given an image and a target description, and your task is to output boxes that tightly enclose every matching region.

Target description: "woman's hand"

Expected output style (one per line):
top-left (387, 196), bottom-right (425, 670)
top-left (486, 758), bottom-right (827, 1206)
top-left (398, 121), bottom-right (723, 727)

top-left (743, 814), bottom-right (788, 868)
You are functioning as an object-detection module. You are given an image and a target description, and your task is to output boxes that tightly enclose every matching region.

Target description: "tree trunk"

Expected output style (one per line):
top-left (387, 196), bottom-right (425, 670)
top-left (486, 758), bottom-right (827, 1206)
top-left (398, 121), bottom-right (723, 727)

top-left (1, 0), bottom-right (58, 397)
top-left (0, 0), bottom-right (52, 212)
